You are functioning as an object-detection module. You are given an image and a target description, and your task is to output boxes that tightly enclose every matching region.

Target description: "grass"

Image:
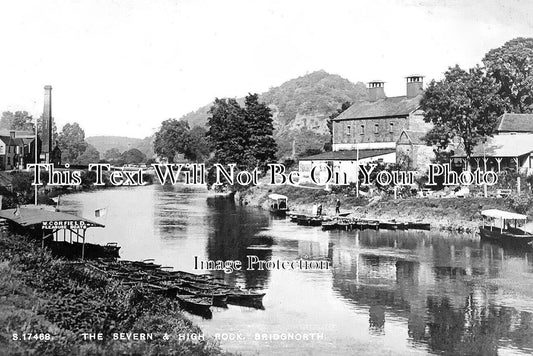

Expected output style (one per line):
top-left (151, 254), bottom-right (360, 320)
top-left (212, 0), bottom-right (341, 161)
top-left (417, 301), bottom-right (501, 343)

top-left (0, 230), bottom-right (229, 356)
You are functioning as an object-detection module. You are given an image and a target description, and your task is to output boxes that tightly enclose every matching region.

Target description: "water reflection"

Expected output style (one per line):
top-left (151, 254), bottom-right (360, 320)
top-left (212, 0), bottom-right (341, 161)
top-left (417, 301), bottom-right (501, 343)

top-left (332, 230), bottom-right (533, 355)
top-left (59, 185), bottom-right (533, 355)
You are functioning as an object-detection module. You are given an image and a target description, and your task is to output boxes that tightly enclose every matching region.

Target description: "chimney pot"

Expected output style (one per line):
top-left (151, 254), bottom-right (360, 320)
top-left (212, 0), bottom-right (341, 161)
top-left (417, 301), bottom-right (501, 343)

top-left (406, 75), bottom-right (424, 98)
top-left (367, 81), bottom-right (386, 101)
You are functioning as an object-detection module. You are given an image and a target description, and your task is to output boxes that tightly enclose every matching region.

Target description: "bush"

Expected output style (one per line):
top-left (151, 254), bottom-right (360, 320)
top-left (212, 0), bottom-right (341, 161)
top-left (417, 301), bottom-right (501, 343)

top-left (505, 193), bottom-right (533, 214)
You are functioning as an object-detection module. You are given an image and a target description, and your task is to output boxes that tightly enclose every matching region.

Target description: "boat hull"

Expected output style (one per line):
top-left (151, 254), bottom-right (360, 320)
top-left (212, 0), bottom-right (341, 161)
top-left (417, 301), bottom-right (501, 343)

top-left (479, 226), bottom-right (533, 247)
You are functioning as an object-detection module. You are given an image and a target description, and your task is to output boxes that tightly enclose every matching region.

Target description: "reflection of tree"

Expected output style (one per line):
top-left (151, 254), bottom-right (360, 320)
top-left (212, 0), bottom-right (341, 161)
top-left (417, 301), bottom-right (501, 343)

top-left (331, 231), bottom-right (533, 354)
top-left (205, 196), bottom-right (272, 289)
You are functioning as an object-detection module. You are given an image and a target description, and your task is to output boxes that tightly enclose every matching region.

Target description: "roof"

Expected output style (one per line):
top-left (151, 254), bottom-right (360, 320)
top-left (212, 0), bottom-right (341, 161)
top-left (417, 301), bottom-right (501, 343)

top-left (299, 149), bottom-right (395, 161)
top-left (0, 136), bottom-right (25, 146)
top-left (268, 194), bottom-right (287, 200)
top-left (0, 129), bottom-right (34, 136)
top-left (496, 113), bottom-right (533, 133)
top-left (0, 207), bottom-right (104, 228)
top-left (0, 172), bottom-right (13, 187)
top-left (397, 130), bottom-right (427, 145)
top-left (481, 209), bottom-right (527, 221)
top-left (453, 133), bottom-right (533, 158)
top-left (334, 95), bottom-right (422, 121)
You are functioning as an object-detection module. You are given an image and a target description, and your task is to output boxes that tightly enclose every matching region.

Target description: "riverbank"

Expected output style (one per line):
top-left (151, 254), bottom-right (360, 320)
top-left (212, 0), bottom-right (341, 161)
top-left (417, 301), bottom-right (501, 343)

top-left (0, 230), bottom-right (227, 356)
top-left (237, 184), bottom-right (533, 233)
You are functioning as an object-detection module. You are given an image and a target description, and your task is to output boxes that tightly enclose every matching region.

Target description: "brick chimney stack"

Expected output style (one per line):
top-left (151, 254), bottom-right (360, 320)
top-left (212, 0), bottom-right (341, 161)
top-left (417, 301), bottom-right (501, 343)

top-left (368, 81), bottom-right (386, 101)
top-left (406, 75), bottom-right (424, 98)
top-left (42, 85), bottom-right (52, 162)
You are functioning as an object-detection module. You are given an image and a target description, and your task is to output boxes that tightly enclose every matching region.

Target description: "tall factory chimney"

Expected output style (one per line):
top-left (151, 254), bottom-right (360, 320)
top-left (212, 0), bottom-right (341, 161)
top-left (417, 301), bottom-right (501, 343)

top-left (42, 85), bottom-right (52, 162)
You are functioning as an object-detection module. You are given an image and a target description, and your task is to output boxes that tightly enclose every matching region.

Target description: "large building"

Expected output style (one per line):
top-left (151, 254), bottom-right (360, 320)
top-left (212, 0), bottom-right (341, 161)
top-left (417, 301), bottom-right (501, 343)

top-left (299, 76), bottom-right (433, 183)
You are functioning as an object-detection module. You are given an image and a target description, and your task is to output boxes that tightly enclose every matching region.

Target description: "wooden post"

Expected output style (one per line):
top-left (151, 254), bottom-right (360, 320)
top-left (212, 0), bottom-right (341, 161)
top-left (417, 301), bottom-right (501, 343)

top-left (81, 229), bottom-right (86, 260)
top-left (517, 176), bottom-right (521, 195)
top-left (41, 229), bottom-right (44, 249)
top-left (495, 158), bottom-right (502, 172)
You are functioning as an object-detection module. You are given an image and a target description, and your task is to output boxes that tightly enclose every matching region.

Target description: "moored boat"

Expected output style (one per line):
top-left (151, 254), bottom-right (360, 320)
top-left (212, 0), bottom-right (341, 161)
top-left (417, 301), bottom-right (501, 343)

top-left (479, 209), bottom-right (533, 247)
top-left (268, 194), bottom-right (289, 217)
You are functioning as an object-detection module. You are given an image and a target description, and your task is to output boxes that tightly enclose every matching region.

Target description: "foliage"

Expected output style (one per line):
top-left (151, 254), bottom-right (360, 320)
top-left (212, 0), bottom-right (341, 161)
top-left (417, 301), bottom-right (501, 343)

top-left (153, 120), bottom-right (208, 162)
top-left (121, 148), bottom-right (146, 165)
top-left (207, 94), bottom-right (277, 170)
top-left (505, 193), bottom-right (533, 214)
top-left (275, 129), bottom-right (329, 160)
top-left (0, 111), bottom-right (34, 131)
top-left (74, 145), bottom-right (101, 165)
top-left (420, 65), bottom-right (508, 162)
top-left (58, 123), bottom-right (89, 164)
top-left (243, 93), bottom-right (278, 169)
top-left (483, 37), bottom-right (533, 113)
top-left (185, 126), bottom-right (210, 162)
top-left (104, 148), bottom-right (122, 161)
top-left (0, 233), bottom-right (225, 356)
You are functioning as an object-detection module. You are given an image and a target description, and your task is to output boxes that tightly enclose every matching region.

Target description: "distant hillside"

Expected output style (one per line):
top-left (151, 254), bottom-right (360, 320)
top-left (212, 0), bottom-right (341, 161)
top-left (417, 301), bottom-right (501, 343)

top-left (86, 135), bottom-right (154, 158)
top-left (179, 70), bottom-right (367, 157)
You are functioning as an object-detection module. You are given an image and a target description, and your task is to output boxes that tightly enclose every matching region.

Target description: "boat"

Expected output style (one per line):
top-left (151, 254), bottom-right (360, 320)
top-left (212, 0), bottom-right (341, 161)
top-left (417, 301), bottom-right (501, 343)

top-left (227, 290), bottom-right (266, 309)
top-left (297, 216), bottom-right (322, 226)
top-left (322, 220), bottom-right (339, 231)
top-left (479, 209), bottom-right (533, 247)
top-left (407, 221), bottom-right (431, 230)
top-left (268, 194), bottom-right (289, 217)
top-left (176, 294), bottom-right (213, 318)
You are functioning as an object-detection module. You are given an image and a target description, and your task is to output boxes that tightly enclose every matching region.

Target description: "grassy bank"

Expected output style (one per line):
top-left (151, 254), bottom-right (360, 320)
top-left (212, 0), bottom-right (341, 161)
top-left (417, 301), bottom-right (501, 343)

top-left (0, 230), bottom-right (226, 356)
top-left (238, 184), bottom-right (533, 232)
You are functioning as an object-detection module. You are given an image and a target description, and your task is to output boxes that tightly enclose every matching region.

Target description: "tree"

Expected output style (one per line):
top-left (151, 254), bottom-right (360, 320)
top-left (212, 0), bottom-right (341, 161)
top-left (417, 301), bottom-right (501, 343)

top-left (325, 101), bottom-right (351, 151)
top-left (207, 98), bottom-right (247, 166)
top-left (243, 93), bottom-right (278, 168)
top-left (121, 148), bottom-right (146, 165)
top-left (0, 111), bottom-right (34, 131)
top-left (483, 37), bottom-right (533, 113)
top-left (74, 145), bottom-right (100, 165)
top-left (153, 119), bottom-right (192, 163)
top-left (185, 126), bottom-right (210, 162)
top-left (104, 148), bottom-right (122, 161)
top-left (58, 122), bottom-right (88, 163)
top-left (420, 65), bottom-right (507, 166)
top-left (207, 94), bottom-right (278, 170)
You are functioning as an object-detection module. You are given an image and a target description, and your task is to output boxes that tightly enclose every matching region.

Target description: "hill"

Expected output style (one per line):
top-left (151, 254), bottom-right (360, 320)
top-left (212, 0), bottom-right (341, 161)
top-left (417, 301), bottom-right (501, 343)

top-left (86, 135), bottom-right (154, 158)
top-left (179, 70), bottom-right (367, 158)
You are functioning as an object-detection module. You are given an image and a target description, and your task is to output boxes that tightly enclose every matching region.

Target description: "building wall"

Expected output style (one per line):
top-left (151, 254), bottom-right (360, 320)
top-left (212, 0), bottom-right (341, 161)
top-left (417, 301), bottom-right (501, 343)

top-left (331, 110), bottom-right (432, 152)
top-left (298, 152), bottom-right (396, 184)
top-left (397, 143), bottom-right (434, 172)
top-left (332, 116), bottom-right (408, 151)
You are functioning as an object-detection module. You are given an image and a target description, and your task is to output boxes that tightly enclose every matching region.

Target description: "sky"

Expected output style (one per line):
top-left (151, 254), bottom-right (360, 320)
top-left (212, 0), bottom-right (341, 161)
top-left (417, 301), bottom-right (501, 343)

top-left (0, 0), bottom-right (531, 138)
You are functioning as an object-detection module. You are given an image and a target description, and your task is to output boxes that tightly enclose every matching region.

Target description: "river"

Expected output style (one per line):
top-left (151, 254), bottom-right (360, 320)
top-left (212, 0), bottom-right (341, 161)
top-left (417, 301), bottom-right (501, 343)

top-left (59, 184), bottom-right (533, 355)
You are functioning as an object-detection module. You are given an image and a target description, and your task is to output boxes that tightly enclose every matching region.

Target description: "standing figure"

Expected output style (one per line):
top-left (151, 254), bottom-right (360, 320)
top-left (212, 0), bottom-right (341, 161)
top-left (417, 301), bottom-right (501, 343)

top-left (335, 199), bottom-right (341, 214)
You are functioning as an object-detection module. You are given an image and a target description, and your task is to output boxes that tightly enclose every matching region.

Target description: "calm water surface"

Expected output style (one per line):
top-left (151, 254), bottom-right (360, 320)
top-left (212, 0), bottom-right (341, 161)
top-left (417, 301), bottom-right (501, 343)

top-left (59, 185), bottom-right (533, 355)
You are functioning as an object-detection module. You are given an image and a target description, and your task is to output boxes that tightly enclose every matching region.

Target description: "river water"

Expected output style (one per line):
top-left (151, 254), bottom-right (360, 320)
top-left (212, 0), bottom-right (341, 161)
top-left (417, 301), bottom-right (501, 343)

top-left (59, 185), bottom-right (533, 355)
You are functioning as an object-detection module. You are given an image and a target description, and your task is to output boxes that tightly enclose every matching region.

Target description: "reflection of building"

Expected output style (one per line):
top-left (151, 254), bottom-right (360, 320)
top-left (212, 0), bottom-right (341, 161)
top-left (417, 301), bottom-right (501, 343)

top-left (453, 114), bottom-right (533, 174)
top-left (299, 76), bottom-right (433, 182)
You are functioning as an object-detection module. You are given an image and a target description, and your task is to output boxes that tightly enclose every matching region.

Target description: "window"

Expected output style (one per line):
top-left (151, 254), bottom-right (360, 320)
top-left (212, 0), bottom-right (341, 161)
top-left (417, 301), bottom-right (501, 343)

top-left (346, 125), bottom-right (351, 135)
top-left (7, 157), bottom-right (10, 165)
top-left (360, 125), bottom-right (365, 134)
top-left (374, 124), bottom-right (379, 134)
top-left (389, 122), bottom-right (394, 133)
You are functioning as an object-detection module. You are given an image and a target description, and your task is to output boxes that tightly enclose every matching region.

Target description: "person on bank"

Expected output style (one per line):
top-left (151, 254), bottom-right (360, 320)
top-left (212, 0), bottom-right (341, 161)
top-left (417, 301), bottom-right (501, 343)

top-left (316, 203), bottom-right (322, 216)
top-left (335, 199), bottom-right (341, 214)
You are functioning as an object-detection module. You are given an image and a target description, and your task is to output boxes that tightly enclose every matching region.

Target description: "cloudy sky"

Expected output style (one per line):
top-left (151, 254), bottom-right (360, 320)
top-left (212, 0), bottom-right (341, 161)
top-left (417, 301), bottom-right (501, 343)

top-left (0, 0), bottom-right (531, 138)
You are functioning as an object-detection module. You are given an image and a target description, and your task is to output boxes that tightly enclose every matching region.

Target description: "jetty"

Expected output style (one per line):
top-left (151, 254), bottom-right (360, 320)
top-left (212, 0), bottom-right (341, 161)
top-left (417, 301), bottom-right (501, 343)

top-left (0, 206), bottom-right (118, 259)
top-left (288, 213), bottom-right (430, 231)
